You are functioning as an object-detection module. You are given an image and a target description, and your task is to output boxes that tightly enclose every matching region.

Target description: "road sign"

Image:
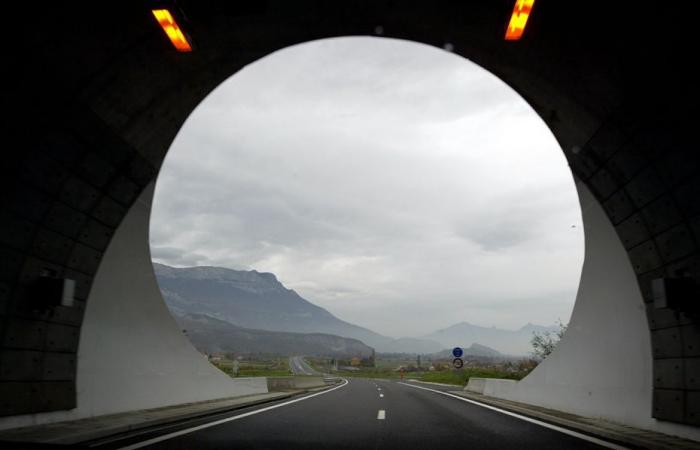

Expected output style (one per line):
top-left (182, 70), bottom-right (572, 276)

top-left (452, 358), bottom-right (464, 369)
top-left (452, 347), bottom-right (463, 358)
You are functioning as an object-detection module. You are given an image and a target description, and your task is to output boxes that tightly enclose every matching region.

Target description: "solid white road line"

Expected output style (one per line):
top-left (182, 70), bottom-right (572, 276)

top-left (397, 383), bottom-right (628, 450)
top-left (117, 379), bottom-right (350, 450)
top-left (377, 410), bottom-right (386, 420)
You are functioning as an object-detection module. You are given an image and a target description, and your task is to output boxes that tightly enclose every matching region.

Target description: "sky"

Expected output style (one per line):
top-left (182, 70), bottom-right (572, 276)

top-left (149, 37), bottom-right (584, 338)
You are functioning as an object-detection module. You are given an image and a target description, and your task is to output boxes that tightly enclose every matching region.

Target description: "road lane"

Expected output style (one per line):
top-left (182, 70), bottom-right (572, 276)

top-left (398, 382), bottom-right (625, 449)
top-left (110, 378), bottom-right (624, 450)
top-left (289, 356), bottom-right (321, 375)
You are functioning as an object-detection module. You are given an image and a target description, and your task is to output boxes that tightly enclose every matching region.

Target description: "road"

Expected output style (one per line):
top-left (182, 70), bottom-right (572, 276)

top-left (106, 378), bottom-right (626, 450)
top-left (289, 356), bottom-right (322, 375)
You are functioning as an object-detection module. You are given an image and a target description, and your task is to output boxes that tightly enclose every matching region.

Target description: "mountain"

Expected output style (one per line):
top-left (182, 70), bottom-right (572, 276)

top-left (390, 337), bottom-right (444, 354)
top-left (427, 343), bottom-right (505, 360)
top-left (429, 343), bottom-right (504, 359)
top-left (154, 263), bottom-right (442, 353)
top-left (424, 322), bottom-right (559, 356)
top-left (174, 313), bottom-right (374, 357)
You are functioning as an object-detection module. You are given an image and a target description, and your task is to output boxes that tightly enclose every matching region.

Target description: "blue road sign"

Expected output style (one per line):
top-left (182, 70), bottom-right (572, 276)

top-left (452, 347), bottom-right (463, 358)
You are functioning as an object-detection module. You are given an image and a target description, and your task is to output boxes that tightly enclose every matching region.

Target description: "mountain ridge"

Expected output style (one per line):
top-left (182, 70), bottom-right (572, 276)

top-left (175, 312), bottom-right (374, 357)
top-left (155, 263), bottom-right (557, 355)
top-left (154, 263), bottom-right (443, 353)
top-left (424, 321), bottom-right (559, 355)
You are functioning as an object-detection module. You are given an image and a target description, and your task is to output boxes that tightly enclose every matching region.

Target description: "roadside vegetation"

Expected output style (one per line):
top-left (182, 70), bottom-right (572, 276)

top-left (306, 356), bottom-right (536, 386)
top-left (205, 352), bottom-right (539, 385)
top-left (211, 355), bottom-right (291, 377)
top-left (530, 320), bottom-right (568, 359)
top-left (419, 367), bottom-right (527, 385)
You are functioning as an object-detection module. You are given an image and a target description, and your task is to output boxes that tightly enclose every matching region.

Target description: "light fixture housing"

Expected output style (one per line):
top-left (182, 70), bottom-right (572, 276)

top-left (152, 9), bottom-right (193, 52)
top-left (505, 0), bottom-right (535, 41)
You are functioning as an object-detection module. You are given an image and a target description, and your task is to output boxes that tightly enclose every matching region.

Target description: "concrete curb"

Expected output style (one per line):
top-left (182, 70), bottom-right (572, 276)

top-left (407, 380), bottom-right (462, 388)
top-left (0, 385), bottom-right (336, 446)
top-left (447, 391), bottom-right (700, 450)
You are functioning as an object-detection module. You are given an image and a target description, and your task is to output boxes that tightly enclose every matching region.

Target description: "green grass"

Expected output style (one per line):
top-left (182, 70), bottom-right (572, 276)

top-left (333, 368), bottom-right (402, 379)
top-left (212, 357), bottom-right (292, 378)
top-left (218, 356), bottom-right (531, 385)
top-left (329, 368), bottom-right (525, 385)
top-left (237, 368), bottom-right (292, 377)
top-left (418, 368), bottom-right (526, 386)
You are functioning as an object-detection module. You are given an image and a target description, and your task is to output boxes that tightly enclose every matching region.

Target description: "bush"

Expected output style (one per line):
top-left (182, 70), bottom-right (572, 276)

top-left (531, 320), bottom-right (567, 359)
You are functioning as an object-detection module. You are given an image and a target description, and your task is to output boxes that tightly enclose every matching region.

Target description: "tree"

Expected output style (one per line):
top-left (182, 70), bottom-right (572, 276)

top-left (530, 320), bottom-right (567, 359)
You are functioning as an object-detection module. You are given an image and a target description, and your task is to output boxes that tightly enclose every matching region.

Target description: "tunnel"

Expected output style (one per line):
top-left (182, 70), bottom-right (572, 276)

top-left (1, 0), bottom-right (699, 443)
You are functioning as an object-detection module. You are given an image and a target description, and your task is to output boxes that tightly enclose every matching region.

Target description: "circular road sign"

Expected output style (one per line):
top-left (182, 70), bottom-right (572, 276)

top-left (452, 358), bottom-right (464, 369)
top-left (452, 347), bottom-right (463, 358)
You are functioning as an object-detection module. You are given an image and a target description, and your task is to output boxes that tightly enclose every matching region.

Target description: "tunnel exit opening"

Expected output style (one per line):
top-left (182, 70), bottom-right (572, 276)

top-left (148, 35), bottom-right (584, 396)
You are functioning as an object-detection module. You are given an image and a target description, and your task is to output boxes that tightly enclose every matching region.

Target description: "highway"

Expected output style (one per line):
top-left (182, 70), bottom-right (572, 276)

top-left (107, 378), bottom-right (626, 450)
top-left (289, 356), bottom-right (322, 375)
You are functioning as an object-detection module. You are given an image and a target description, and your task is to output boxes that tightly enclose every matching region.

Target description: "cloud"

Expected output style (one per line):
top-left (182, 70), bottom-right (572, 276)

top-left (150, 37), bottom-right (584, 337)
top-left (150, 245), bottom-right (212, 267)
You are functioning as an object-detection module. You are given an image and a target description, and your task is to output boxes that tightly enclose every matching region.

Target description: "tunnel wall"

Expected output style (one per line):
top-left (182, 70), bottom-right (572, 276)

top-left (0, 0), bottom-right (698, 432)
top-left (497, 182), bottom-right (700, 440)
top-left (0, 185), bottom-right (268, 430)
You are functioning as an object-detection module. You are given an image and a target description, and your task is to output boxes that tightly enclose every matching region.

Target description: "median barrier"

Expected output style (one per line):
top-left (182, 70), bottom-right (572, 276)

top-left (465, 377), bottom-right (487, 393)
top-left (266, 376), bottom-right (327, 391)
top-left (465, 378), bottom-right (516, 397)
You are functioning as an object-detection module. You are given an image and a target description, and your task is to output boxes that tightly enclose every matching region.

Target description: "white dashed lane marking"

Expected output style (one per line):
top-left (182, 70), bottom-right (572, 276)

top-left (377, 410), bottom-right (386, 420)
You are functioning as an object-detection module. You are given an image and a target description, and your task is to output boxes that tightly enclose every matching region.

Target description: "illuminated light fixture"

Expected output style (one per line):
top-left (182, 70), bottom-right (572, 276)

top-left (152, 9), bottom-right (192, 52)
top-left (505, 0), bottom-right (535, 41)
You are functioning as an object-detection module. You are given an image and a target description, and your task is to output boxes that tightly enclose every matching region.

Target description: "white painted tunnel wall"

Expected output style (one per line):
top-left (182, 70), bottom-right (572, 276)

top-left (0, 184), bottom-right (267, 430)
top-left (74, 183), bottom-right (268, 415)
top-left (495, 181), bottom-right (700, 440)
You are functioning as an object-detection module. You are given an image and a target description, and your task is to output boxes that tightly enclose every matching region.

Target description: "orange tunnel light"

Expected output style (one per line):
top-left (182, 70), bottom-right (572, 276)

top-left (152, 9), bottom-right (192, 52)
top-left (505, 0), bottom-right (535, 41)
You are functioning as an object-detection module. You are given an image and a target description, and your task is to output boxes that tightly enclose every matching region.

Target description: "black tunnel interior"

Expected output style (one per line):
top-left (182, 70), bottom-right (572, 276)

top-left (1, 0), bottom-right (699, 426)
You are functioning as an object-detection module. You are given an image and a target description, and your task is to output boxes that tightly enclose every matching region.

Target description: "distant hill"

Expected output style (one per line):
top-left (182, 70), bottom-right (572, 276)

top-left (424, 322), bottom-right (559, 356)
top-left (429, 343), bottom-right (505, 359)
top-left (154, 263), bottom-right (442, 353)
top-left (174, 313), bottom-right (374, 357)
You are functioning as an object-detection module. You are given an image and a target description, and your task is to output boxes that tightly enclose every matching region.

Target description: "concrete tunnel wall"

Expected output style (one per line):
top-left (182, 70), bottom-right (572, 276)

top-left (0, 185), bottom-right (268, 430)
top-left (499, 181), bottom-right (700, 440)
top-left (1, 0), bottom-right (699, 434)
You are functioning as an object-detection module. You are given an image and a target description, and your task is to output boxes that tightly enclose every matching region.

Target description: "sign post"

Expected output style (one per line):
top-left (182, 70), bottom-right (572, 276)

top-left (452, 347), bottom-right (464, 369)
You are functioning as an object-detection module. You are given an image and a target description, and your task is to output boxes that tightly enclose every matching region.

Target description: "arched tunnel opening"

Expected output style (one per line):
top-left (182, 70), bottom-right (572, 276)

top-left (0, 1), bottom-right (699, 447)
top-left (149, 35), bottom-right (585, 363)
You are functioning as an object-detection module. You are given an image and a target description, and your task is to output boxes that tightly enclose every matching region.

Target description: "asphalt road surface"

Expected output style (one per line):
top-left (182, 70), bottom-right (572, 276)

top-left (105, 378), bottom-right (626, 450)
top-left (288, 356), bottom-right (322, 375)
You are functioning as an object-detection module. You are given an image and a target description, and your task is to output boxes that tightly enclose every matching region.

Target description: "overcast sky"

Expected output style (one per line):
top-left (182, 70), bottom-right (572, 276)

top-left (150, 37), bottom-right (584, 338)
